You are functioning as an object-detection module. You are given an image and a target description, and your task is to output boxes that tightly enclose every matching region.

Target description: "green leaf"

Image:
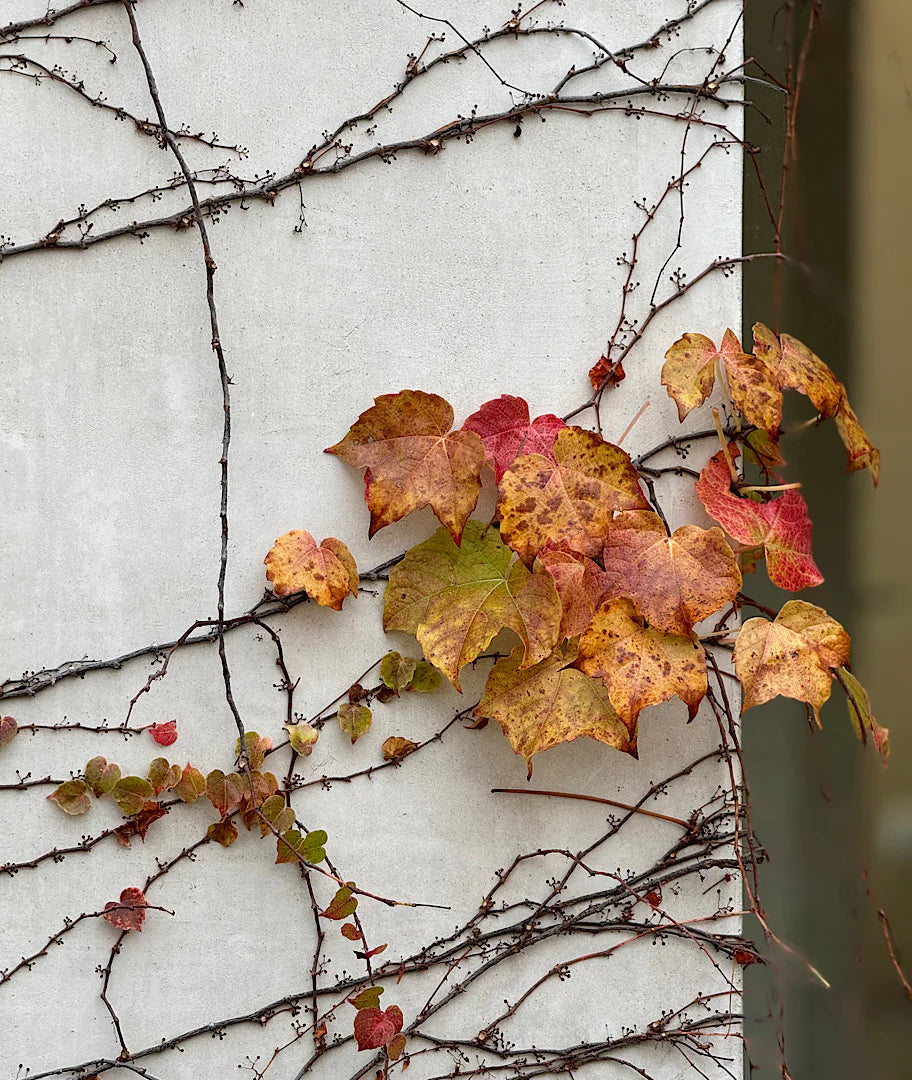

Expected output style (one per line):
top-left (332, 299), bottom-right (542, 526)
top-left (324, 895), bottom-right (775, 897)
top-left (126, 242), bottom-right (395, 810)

top-left (147, 757), bottom-right (181, 796)
top-left (379, 652), bottom-right (417, 692)
top-left (47, 779), bottom-right (91, 816)
top-left (839, 667), bottom-right (889, 763)
top-left (275, 827), bottom-right (327, 865)
top-left (174, 763), bottom-right (206, 803)
top-left (259, 793), bottom-right (296, 837)
top-left (408, 660), bottom-right (441, 693)
top-left (351, 986), bottom-right (384, 1010)
top-left (111, 775), bottom-right (155, 816)
top-left (0, 715), bottom-right (18, 749)
top-left (339, 704), bottom-right (372, 744)
top-left (286, 723), bottom-right (319, 757)
top-left (84, 756), bottom-right (121, 797)
top-left (321, 883), bottom-right (358, 920)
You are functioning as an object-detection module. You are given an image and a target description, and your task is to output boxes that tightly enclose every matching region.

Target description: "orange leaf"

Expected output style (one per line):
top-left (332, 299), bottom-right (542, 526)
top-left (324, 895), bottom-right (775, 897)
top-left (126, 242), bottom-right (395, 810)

top-left (326, 390), bottom-right (485, 543)
top-left (600, 510), bottom-right (741, 635)
top-left (752, 324), bottom-right (842, 418)
top-left (497, 426), bottom-right (647, 565)
top-left (382, 736), bottom-right (418, 762)
top-left (834, 389), bottom-right (880, 486)
top-left (264, 530), bottom-right (358, 609)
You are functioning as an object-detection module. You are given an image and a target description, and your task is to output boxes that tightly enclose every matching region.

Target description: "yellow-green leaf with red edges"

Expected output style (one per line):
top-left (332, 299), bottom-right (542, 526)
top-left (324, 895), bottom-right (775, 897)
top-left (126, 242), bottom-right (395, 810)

top-left (477, 644), bottom-right (633, 776)
top-left (383, 521), bottom-right (561, 691)
top-left (264, 530), bottom-right (358, 609)
top-left (259, 793), bottom-right (296, 836)
top-left (174, 763), bottom-right (205, 803)
top-left (837, 666), bottom-right (888, 763)
top-left (325, 390), bottom-right (485, 544)
top-left (339, 703), bottom-right (372, 743)
top-left (497, 426), bottom-right (648, 564)
top-left (600, 510), bottom-right (741, 635)
top-left (286, 723), bottom-right (319, 756)
top-left (535, 547), bottom-right (607, 641)
top-left (575, 598), bottom-right (708, 733)
top-left (205, 769), bottom-right (244, 817)
top-left (147, 757), bottom-right (181, 797)
top-left (834, 389), bottom-right (880, 486)
top-left (236, 731), bottom-right (273, 771)
top-left (321, 883), bottom-right (358, 920)
top-left (47, 778), bottom-right (91, 815)
top-left (752, 323), bottom-right (842, 418)
top-left (111, 775), bottom-right (155, 816)
top-left (84, 756), bottom-right (121, 797)
top-left (696, 446), bottom-right (823, 591)
top-left (0, 715), bottom-right (17, 749)
top-left (734, 600), bottom-right (850, 724)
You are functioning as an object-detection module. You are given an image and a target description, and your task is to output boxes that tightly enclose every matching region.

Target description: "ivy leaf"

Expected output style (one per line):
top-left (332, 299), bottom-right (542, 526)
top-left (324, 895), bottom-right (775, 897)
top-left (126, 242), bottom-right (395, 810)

top-left (147, 757), bottom-right (182, 797)
top-left (47, 778), bottom-right (91, 816)
top-left (264, 530), bottom-right (359, 609)
top-left (341, 923), bottom-right (362, 941)
top-left (174, 763), bottom-right (206, 804)
top-left (354, 1005), bottom-right (404, 1052)
top-left (834, 390), bottom-right (881, 485)
top-left (351, 986), bottom-right (383, 1010)
top-left (600, 511), bottom-right (742, 635)
top-left (237, 770), bottom-right (279, 830)
top-left (734, 600), bottom-right (851, 724)
top-left (321, 883), bottom-right (358, 920)
top-left (497, 426), bottom-right (648, 564)
top-left (325, 389), bottom-right (486, 544)
top-left (102, 887), bottom-right (148, 932)
top-left (477, 644), bottom-right (633, 776)
top-left (111, 775), bottom-right (155, 816)
top-left (696, 446), bottom-right (824, 591)
top-left (339, 703), bottom-right (372, 743)
top-left (382, 736), bottom-right (418, 762)
top-left (148, 720), bottom-right (178, 747)
top-left (536, 547), bottom-right (607, 641)
top-left (662, 329), bottom-right (782, 432)
top-left (408, 659), bottom-right (441, 693)
top-left (383, 521), bottom-right (561, 691)
top-left (205, 769), bottom-right (244, 817)
top-left (838, 667), bottom-right (889, 762)
top-left (84, 756), bottom-right (121, 798)
top-left (275, 828), bottom-right (328, 865)
top-left (114, 802), bottom-right (168, 847)
top-left (236, 731), bottom-right (273, 771)
top-left (462, 394), bottom-right (565, 482)
top-left (752, 323), bottom-right (842, 418)
top-left (286, 723), bottom-right (319, 756)
top-left (575, 599), bottom-right (708, 733)
top-left (259, 794), bottom-right (296, 837)
top-left (207, 819), bottom-right (239, 847)
top-left (388, 1033), bottom-right (407, 1061)
top-left (379, 652), bottom-right (418, 692)
top-left (0, 715), bottom-right (17, 749)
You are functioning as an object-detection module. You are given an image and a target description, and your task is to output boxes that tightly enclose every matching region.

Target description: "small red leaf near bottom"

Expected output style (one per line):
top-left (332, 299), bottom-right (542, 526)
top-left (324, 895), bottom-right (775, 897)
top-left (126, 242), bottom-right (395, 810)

top-left (103, 887), bottom-right (148, 932)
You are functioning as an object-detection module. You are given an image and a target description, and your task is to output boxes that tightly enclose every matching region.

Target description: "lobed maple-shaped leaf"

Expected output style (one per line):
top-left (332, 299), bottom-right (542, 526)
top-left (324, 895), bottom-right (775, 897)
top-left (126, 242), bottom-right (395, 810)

top-left (326, 389), bottom-right (486, 543)
top-left (354, 1005), bottom-right (404, 1052)
top-left (47, 778), bottom-right (91, 816)
top-left (383, 520), bottom-right (561, 691)
top-left (322, 883), bottom-right (358, 920)
top-left (148, 720), bottom-right (178, 747)
top-left (0, 715), bottom-right (17, 749)
top-left (536, 547), bottom-right (607, 641)
top-left (103, 887), bottom-right (148, 932)
top-left (205, 769), bottom-right (244, 817)
top-left (575, 598), bottom-right (708, 733)
top-left (752, 323), bottom-right (842, 418)
top-left (382, 736), bottom-right (418, 761)
top-left (84, 756), bottom-right (121, 798)
top-left (111, 775), bottom-right (155, 816)
top-left (339, 703), bottom-right (372, 743)
top-left (497, 426), bottom-right (648, 565)
top-left (696, 446), bottom-right (823, 591)
top-left (834, 389), bottom-right (881, 486)
top-left (600, 511), bottom-right (741, 635)
top-left (477, 644), bottom-right (633, 775)
top-left (264, 530), bottom-right (358, 609)
top-left (147, 757), bottom-right (181, 797)
top-left (286, 722), bottom-right (319, 756)
top-left (462, 394), bottom-right (565, 482)
top-left (838, 666), bottom-right (889, 763)
top-left (174, 763), bottom-right (205, 803)
top-left (734, 600), bottom-right (850, 724)
top-left (662, 329), bottom-right (781, 432)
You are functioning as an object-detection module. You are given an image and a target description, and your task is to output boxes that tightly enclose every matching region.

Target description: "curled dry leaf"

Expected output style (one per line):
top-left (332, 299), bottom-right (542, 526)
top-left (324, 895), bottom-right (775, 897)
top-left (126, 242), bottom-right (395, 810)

top-left (600, 510), bottom-right (741, 636)
top-left (477, 644), bottom-right (633, 776)
top-left (264, 530), bottom-right (358, 609)
top-left (382, 736), bottom-right (418, 762)
top-left (838, 667), bottom-right (889, 763)
top-left (383, 520), bottom-right (561, 691)
top-left (734, 600), bottom-right (851, 724)
top-left (696, 446), bottom-right (823, 591)
top-left (206, 819), bottom-right (239, 847)
top-left (148, 720), bottom-right (178, 747)
top-left (462, 394), bottom-right (565, 482)
top-left (0, 715), bottom-right (17, 749)
top-left (102, 887), bottom-right (148, 932)
top-left (497, 426), bottom-right (647, 565)
top-left (834, 390), bottom-right (880, 486)
top-left (114, 802), bottom-right (168, 847)
top-left (47, 778), bottom-right (91, 816)
top-left (326, 389), bottom-right (485, 543)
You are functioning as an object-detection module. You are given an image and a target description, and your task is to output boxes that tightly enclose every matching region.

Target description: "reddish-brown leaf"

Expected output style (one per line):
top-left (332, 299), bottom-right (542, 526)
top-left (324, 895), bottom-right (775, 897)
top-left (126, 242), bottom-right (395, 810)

top-left (535, 547), bottom-right (607, 641)
top-left (148, 720), bottom-right (178, 747)
top-left (205, 769), bottom-right (244, 817)
top-left (341, 922), bottom-right (362, 941)
top-left (0, 715), bottom-right (17, 749)
top-left (588, 354), bottom-right (626, 391)
top-left (321, 883), bottom-right (358, 920)
top-left (206, 819), bottom-right (239, 847)
top-left (114, 802), bottom-right (168, 847)
top-left (326, 390), bottom-right (486, 543)
top-left (103, 887), bottom-right (148, 932)
top-left (600, 510), bottom-right (741, 635)
top-left (462, 394), bottom-right (565, 482)
top-left (382, 736), bottom-right (419, 762)
top-left (834, 389), bottom-right (881, 486)
top-left (354, 1005), bottom-right (404, 1052)
top-left (264, 530), bottom-right (358, 609)
top-left (695, 446), bottom-right (823, 591)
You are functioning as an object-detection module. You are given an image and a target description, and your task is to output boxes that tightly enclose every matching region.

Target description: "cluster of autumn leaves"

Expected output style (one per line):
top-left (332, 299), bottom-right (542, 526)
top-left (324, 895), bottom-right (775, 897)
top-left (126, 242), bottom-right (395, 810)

top-left (265, 322), bottom-right (886, 773)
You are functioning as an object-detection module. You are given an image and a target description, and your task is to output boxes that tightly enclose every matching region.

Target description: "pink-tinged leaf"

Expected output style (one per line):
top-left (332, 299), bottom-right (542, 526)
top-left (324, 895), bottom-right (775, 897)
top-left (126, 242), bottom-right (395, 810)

top-left (264, 531), bottom-right (359, 609)
top-left (462, 395), bottom-right (565, 482)
top-left (147, 757), bottom-right (181, 797)
top-left (148, 721), bottom-right (178, 746)
top-left (354, 1005), bottom-right (404, 1052)
top-left (84, 756), bottom-right (121, 797)
top-left (47, 779), bottom-right (91, 816)
top-left (236, 731), bottom-right (273, 771)
top-left (695, 446), bottom-right (824, 591)
top-left (0, 715), bottom-right (17, 749)
top-left (205, 769), bottom-right (244, 817)
top-left (536, 548), bottom-right (607, 641)
top-left (103, 887), bottom-right (148, 932)
top-left (174, 763), bottom-right (206, 804)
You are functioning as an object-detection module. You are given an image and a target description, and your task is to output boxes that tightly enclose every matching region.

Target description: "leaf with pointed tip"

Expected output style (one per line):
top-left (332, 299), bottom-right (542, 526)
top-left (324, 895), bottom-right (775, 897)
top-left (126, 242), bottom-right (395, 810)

top-left (388, 1033), bottom-right (406, 1061)
top-left (326, 390), bottom-right (485, 543)
top-left (477, 644), bottom-right (633, 776)
top-left (354, 1005), bottom-right (404, 1052)
top-left (834, 390), bottom-right (880, 486)
top-left (321, 883), bottom-right (358, 920)
top-left (600, 511), bottom-right (741, 635)
top-left (259, 794), bottom-right (296, 837)
top-left (148, 720), bottom-right (178, 746)
top-left (111, 775), bottom-right (155, 816)
top-left (339, 703), bottom-right (372, 743)
top-left (734, 600), bottom-right (851, 724)
top-left (752, 324), bottom-right (842, 418)
top-left (462, 394), bottom-right (565, 482)
top-left (383, 521), bottom-right (561, 691)
top-left (408, 659), bottom-right (441, 693)
top-left (497, 426), bottom-right (648, 564)
top-left (103, 887), bottom-right (148, 932)
top-left (0, 715), bottom-right (17, 749)
top-left (379, 652), bottom-right (417, 692)
top-left (351, 986), bottom-right (384, 1010)
top-left (205, 769), bottom-right (244, 817)
top-left (838, 667), bottom-right (888, 763)
top-left (84, 756), bottom-right (121, 798)
top-left (382, 736), bottom-right (418, 762)
top-left (286, 723), bottom-right (319, 756)
top-left (696, 446), bottom-right (823, 591)
top-left (113, 802), bottom-right (168, 847)
top-left (207, 819), bottom-right (239, 847)
top-left (536, 548), bottom-right (607, 641)
top-left (575, 599), bottom-right (708, 732)
top-left (174, 763), bottom-right (205, 804)
top-left (147, 757), bottom-right (181, 797)
top-left (276, 828), bottom-right (328, 864)
top-left (264, 530), bottom-right (358, 609)
top-left (47, 779), bottom-right (91, 816)
top-left (236, 731), bottom-right (273, 771)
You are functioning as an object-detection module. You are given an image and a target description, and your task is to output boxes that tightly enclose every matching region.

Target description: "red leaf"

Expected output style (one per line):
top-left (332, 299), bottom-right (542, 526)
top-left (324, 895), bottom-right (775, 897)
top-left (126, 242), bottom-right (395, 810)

top-left (462, 395), bottom-right (565, 482)
top-left (695, 447), bottom-right (823, 591)
top-left (114, 803), bottom-right (168, 847)
top-left (148, 721), bottom-right (178, 746)
top-left (103, 887), bottom-right (148, 932)
top-left (354, 1005), bottom-right (404, 1051)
